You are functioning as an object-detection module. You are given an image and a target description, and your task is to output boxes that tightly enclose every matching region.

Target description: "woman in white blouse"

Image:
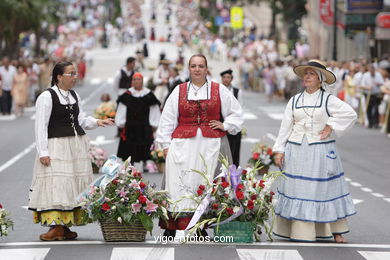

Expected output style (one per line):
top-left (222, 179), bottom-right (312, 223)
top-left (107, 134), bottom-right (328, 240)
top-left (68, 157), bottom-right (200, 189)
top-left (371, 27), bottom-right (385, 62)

top-left (273, 60), bottom-right (357, 243)
top-left (28, 61), bottom-right (114, 241)
top-left (156, 54), bottom-right (243, 238)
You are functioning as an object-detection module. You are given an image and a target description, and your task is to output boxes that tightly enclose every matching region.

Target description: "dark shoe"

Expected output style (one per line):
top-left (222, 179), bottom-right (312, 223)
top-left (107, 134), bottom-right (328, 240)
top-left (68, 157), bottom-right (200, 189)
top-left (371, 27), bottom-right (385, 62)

top-left (39, 226), bottom-right (65, 241)
top-left (63, 226), bottom-right (78, 240)
top-left (163, 229), bottom-right (176, 239)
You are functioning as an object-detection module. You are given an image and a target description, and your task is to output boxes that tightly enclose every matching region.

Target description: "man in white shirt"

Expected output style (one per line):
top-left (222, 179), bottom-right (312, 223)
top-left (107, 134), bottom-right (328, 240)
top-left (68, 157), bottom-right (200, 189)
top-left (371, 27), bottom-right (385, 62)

top-left (0, 57), bottom-right (16, 115)
top-left (220, 69), bottom-right (242, 167)
top-left (113, 57), bottom-right (136, 97)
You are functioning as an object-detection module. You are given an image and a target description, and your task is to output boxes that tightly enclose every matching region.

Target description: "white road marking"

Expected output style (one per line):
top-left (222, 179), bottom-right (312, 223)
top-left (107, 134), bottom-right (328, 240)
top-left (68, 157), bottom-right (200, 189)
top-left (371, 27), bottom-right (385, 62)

top-left (237, 249), bottom-right (303, 260)
top-left (0, 114), bottom-right (16, 121)
top-left (0, 142), bottom-right (36, 173)
top-left (383, 198), bottom-right (390, 203)
top-left (0, 248), bottom-right (50, 260)
top-left (106, 77), bottom-right (114, 84)
top-left (21, 206), bottom-right (28, 210)
top-left (267, 113), bottom-right (284, 121)
top-left (110, 247), bottom-right (174, 260)
top-left (353, 199), bottom-right (363, 205)
top-left (361, 187), bottom-right (373, 193)
top-left (243, 112), bottom-right (258, 120)
top-left (4, 241), bottom-right (390, 249)
top-left (345, 177), bottom-right (351, 182)
top-left (90, 78), bottom-right (102, 85)
top-left (358, 251), bottom-right (390, 260)
top-left (350, 182), bottom-right (362, 187)
top-left (81, 81), bottom-right (107, 105)
top-left (242, 137), bottom-right (260, 144)
top-left (372, 193), bottom-right (385, 198)
top-left (266, 133), bottom-right (277, 141)
top-left (90, 135), bottom-right (116, 146)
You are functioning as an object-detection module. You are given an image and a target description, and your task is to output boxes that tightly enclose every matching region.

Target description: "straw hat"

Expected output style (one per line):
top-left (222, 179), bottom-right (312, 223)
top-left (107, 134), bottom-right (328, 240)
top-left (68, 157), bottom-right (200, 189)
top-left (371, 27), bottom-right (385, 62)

top-left (293, 59), bottom-right (336, 84)
top-left (160, 59), bottom-right (172, 65)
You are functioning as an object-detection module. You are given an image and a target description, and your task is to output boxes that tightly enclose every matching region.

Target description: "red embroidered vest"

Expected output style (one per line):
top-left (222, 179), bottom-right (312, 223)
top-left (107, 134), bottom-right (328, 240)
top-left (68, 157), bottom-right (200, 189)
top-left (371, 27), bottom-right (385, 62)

top-left (172, 81), bottom-right (226, 138)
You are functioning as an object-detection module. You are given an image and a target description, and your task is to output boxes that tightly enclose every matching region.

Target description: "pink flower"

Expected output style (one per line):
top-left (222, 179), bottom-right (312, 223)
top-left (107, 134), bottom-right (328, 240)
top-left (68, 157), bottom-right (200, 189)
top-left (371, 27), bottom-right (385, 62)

top-left (131, 202), bottom-right (142, 213)
top-left (130, 179), bottom-right (140, 189)
top-left (119, 188), bottom-right (127, 198)
top-left (145, 199), bottom-right (158, 212)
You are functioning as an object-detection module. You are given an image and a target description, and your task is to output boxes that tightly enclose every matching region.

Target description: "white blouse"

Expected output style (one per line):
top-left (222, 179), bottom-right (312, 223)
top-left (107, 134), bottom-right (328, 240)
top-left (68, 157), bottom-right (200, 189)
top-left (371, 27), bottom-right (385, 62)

top-left (35, 86), bottom-right (98, 157)
top-left (273, 89), bottom-right (357, 153)
top-left (115, 87), bottom-right (161, 128)
top-left (156, 81), bottom-right (243, 149)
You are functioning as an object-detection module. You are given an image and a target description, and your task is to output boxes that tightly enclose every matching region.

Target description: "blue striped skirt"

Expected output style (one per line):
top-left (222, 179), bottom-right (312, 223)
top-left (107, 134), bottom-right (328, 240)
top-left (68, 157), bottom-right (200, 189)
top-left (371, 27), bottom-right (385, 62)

top-left (274, 136), bottom-right (356, 223)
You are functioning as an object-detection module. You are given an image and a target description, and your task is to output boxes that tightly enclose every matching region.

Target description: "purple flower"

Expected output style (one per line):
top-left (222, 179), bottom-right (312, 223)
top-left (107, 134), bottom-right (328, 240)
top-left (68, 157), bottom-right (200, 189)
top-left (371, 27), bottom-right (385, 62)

top-left (229, 164), bottom-right (242, 191)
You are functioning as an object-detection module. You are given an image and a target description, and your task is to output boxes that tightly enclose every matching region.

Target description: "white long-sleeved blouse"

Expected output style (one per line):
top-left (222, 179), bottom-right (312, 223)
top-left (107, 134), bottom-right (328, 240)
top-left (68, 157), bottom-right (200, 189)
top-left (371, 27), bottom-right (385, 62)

top-left (273, 89), bottom-right (357, 153)
top-left (156, 81), bottom-right (243, 149)
top-left (114, 87), bottom-right (161, 128)
top-left (35, 86), bottom-right (98, 157)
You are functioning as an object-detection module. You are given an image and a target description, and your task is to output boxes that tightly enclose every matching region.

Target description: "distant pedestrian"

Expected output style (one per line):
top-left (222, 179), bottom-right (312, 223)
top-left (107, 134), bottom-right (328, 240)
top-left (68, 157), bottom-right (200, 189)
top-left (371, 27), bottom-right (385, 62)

top-left (0, 57), bottom-right (16, 115)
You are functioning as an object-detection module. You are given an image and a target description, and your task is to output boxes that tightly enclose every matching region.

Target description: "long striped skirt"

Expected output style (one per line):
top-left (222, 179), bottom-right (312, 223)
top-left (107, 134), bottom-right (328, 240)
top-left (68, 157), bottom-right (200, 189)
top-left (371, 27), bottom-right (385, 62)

top-left (273, 137), bottom-right (356, 241)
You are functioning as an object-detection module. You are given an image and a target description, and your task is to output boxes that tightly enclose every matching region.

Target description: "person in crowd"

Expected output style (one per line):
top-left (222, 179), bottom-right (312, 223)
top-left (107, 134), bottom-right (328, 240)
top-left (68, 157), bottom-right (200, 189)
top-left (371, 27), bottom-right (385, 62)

top-left (115, 72), bottom-right (161, 168)
top-left (272, 60), bottom-right (357, 243)
top-left (156, 54), bottom-right (243, 238)
top-left (166, 66), bottom-right (183, 97)
top-left (379, 68), bottom-right (390, 136)
top-left (0, 57), bottom-right (16, 115)
top-left (220, 69), bottom-right (243, 167)
top-left (361, 65), bottom-right (384, 128)
top-left (262, 63), bottom-right (276, 102)
top-left (153, 59), bottom-right (171, 105)
top-left (77, 58), bottom-right (87, 84)
top-left (28, 61), bottom-right (114, 241)
top-left (113, 57), bottom-right (136, 97)
top-left (39, 57), bottom-right (53, 95)
top-left (11, 64), bottom-right (29, 117)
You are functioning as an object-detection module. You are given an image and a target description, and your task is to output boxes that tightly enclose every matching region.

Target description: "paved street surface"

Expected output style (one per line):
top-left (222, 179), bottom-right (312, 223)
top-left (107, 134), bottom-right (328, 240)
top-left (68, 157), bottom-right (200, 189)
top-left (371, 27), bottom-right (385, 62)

top-left (1, 1), bottom-right (390, 259)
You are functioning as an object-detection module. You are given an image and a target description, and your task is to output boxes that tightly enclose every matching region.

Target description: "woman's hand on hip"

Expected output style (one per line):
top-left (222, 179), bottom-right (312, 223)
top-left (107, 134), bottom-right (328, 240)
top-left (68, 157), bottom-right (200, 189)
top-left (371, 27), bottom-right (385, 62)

top-left (40, 156), bottom-right (51, 167)
top-left (97, 118), bottom-right (115, 127)
top-left (274, 153), bottom-right (284, 169)
top-left (319, 125), bottom-right (332, 140)
top-left (209, 120), bottom-right (224, 131)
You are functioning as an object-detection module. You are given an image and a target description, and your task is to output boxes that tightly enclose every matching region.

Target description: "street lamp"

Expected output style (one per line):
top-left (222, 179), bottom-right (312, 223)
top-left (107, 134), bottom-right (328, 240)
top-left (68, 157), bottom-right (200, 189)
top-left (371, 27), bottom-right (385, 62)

top-left (332, 0), bottom-right (337, 60)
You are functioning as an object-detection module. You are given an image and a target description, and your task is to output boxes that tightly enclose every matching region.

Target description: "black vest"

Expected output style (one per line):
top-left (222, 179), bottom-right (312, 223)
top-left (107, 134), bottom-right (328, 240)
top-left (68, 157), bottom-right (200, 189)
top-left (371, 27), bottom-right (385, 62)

top-left (47, 88), bottom-right (86, 138)
top-left (233, 87), bottom-right (239, 99)
top-left (119, 69), bottom-right (134, 89)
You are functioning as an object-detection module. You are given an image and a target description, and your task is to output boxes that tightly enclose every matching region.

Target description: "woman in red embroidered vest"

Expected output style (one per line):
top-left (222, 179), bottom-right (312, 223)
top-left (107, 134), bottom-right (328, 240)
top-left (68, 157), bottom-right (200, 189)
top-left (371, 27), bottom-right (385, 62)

top-left (156, 54), bottom-right (243, 238)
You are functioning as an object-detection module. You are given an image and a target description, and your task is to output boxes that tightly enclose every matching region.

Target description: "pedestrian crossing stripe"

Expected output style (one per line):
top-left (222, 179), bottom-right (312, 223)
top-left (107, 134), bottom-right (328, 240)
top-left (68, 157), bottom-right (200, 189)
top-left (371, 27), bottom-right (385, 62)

top-left (237, 249), bottom-right (303, 260)
top-left (110, 247), bottom-right (174, 260)
top-left (359, 251), bottom-right (390, 260)
top-left (0, 248), bottom-right (50, 260)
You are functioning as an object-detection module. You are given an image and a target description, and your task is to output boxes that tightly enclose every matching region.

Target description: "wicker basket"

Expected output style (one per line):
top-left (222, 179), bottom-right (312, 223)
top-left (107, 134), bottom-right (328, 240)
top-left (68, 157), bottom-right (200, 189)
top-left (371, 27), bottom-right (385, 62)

top-left (99, 218), bottom-right (147, 242)
top-left (214, 221), bottom-right (254, 243)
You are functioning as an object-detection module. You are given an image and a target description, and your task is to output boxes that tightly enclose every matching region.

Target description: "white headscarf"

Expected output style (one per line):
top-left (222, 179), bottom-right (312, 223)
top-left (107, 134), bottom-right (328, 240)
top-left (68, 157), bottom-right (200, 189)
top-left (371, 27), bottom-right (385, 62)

top-left (315, 69), bottom-right (329, 92)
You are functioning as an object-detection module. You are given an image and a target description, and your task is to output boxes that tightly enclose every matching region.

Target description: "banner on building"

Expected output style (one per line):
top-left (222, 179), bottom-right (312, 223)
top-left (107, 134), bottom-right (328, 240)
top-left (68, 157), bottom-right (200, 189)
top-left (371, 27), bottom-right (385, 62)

top-left (319, 0), bottom-right (346, 28)
top-left (346, 0), bottom-right (383, 11)
top-left (230, 7), bottom-right (244, 29)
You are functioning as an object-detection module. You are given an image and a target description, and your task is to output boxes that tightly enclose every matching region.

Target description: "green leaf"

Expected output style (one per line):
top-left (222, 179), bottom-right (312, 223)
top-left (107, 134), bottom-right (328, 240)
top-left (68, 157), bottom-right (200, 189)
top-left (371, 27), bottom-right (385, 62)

top-left (139, 214), bottom-right (154, 234)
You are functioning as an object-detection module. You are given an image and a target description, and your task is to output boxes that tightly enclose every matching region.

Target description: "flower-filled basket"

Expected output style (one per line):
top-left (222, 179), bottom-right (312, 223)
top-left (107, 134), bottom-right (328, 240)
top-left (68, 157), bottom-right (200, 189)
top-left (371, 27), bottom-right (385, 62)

top-left (93, 101), bottom-right (116, 120)
top-left (187, 157), bottom-right (281, 243)
top-left (247, 143), bottom-right (275, 174)
top-left (0, 203), bottom-right (13, 237)
top-left (89, 146), bottom-right (108, 173)
top-left (78, 156), bottom-right (170, 242)
top-left (150, 149), bottom-right (165, 173)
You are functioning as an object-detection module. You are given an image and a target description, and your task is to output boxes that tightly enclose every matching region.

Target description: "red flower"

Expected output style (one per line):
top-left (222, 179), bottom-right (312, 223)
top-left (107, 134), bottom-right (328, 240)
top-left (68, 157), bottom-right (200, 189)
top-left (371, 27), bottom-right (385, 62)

top-left (226, 208), bottom-right (234, 215)
top-left (212, 188), bottom-right (216, 193)
top-left (270, 191), bottom-right (275, 196)
top-left (197, 189), bottom-right (203, 196)
top-left (221, 182), bottom-right (229, 188)
top-left (237, 184), bottom-right (244, 190)
top-left (199, 185), bottom-right (206, 190)
top-left (247, 200), bottom-right (254, 210)
top-left (241, 170), bottom-right (247, 175)
top-left (212, 203), bottom-right (219, 210)
top-left (253, 152), bottom-right (260, 160)
top-left (251, 194), bottom-right (257, 200)
top-left (259, 180), bottom-right (265, 188)
top-left (221, 177), bottom-right (226, 182)
top-left (101, 203), bottom-right (110, 211)
top-left (112, 179), bottom-right (119, 185)
top-left (138, 195), bottom-right (147, 204)
top-left (236, 190), bottom-right (244, 200)
top-left (224, 194), bottom-right (229, 198)
top-left (252, 183), bottom-right (256, 188)
top-left (0, 203), bottom-right (2, 208)
top-left (139, 182), bottom-right (146, 188)
top-left (267, 148), bottom-right (273, 155)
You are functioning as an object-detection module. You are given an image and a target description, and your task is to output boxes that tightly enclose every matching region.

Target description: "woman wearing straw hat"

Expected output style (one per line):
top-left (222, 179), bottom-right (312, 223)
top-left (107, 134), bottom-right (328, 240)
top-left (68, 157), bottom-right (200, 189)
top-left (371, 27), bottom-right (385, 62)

top-left (272, 60), bottom-right (357, 243)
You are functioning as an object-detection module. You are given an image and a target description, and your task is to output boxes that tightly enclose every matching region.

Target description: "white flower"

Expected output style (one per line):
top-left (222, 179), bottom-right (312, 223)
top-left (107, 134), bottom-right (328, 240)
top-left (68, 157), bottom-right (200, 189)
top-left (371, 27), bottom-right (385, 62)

top-left (111, 206), bottom-right (116, 210)
top-left (117, 217), bottom-right (122, 223)
top-left (233, 206), bottom-right (240, 213)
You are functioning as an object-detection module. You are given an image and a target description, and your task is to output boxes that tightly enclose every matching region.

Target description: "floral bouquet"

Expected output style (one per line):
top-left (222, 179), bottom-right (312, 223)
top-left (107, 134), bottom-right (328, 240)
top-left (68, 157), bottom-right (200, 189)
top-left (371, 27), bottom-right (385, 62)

top-left (80, 160), bottom-right (169, 234)
top-left (150, 149), bottom-right (165, 164)
top-left (188, 157), bottom-right (281, 241)
top-left (89, 146), bottom-right (108, 173)
top-left (0, 203), bottom-right (13, 237)
top-left (247, 143), bottom-right (275, 172)
top-left (93, 102), bottom-right (116, 120)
